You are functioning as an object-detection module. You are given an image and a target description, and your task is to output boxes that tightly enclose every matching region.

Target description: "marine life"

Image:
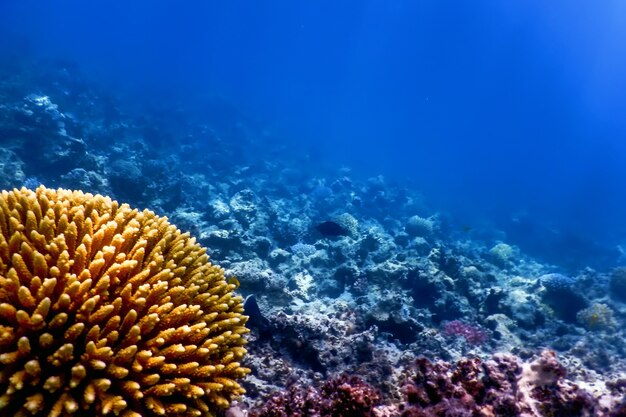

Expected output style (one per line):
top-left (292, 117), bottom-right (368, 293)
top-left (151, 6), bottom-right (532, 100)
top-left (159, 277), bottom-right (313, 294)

top-left (2, 4), bottom-right (626, 415)
top-left (0, 187), bottom-right (249, 416)
top-left (243, 294), bottom-right (271, 337)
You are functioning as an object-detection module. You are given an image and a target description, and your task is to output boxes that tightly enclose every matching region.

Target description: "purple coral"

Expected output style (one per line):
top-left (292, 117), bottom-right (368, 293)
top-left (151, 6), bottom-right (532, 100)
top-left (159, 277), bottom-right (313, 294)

top-left (251, 385), bottom-right (321, 417)
top-left (250, 375), bottom-right (380, 417)
top-left (441, 320), bottom-right (490, 345)
top-left (252, 352), bottom-right (626, 416)
top-left (321, 375), bottom-right (381, 417)
top-left (398, 351), bottom-right (601, 416)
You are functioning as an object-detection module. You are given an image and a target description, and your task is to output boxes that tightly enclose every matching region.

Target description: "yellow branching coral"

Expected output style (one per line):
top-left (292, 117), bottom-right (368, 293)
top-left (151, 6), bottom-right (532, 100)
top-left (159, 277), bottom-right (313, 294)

top-left (0, 187), bottom-right (249, 417)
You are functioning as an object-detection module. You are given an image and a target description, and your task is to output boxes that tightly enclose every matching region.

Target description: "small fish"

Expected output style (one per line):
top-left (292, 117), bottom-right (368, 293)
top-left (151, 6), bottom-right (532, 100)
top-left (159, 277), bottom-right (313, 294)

top-left (316, 221), bottom-right (348, 237)
top-left (227, 276), bottom-right (240, 288)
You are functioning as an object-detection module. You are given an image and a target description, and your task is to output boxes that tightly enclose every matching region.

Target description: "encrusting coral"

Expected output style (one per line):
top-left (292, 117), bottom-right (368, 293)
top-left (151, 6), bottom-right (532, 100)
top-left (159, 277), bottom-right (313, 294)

top-left (0, 187), bottom-right (249, 417)
top-left (249, 374), bottom-right (380, 417)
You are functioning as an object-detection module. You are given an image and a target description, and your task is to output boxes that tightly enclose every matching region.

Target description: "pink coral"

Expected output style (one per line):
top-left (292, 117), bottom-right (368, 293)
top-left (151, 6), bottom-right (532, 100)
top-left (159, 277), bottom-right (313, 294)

top-left (441, 320), bottom-right (490, 345)
top-left (398, 351), bottom-right (603, 416)
top-left (250, 374), bottom-right (380, 417)
top-left (252, 351), bottom-right (626, 416)
top-left (322, 375), bottom-right (381, 416)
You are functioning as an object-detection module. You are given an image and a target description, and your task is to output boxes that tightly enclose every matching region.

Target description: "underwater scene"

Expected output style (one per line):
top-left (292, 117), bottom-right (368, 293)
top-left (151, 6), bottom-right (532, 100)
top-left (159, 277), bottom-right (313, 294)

top-left (2, 1), bottom-right (626, 416)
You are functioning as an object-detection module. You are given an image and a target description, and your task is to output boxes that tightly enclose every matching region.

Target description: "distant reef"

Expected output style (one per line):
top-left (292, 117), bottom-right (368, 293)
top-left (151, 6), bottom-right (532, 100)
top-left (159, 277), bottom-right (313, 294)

top-left (1, 59), bottom-right (626, 415)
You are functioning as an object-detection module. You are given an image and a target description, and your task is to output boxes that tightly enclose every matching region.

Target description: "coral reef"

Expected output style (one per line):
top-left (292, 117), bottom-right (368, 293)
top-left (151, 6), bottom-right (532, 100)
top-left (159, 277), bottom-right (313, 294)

top-left (441, 320), bottom-right (490, 345)
top-left (2, 58), bottom-right (626, 417)
top-left (396, 351), bottom-right (600, 416)
top-left (249, 351), bottom-right (626, 416)
top-left (487, 242), bottom-right (517, 267)
top-left (249, 374), bottom-right (380, 417)
top-left (577, 303), bottom-right (615, 331)
top-left (405, 215), bottom-right (435, 238)
top-left (0, 187), bottom-right (248, 416)
top-left (539, 273), bottom-right (589, 322)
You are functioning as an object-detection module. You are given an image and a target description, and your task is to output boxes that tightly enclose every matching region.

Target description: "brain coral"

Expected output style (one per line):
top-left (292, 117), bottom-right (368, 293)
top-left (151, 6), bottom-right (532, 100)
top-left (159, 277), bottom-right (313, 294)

top-left (0, 187), bottom-right (249, 417)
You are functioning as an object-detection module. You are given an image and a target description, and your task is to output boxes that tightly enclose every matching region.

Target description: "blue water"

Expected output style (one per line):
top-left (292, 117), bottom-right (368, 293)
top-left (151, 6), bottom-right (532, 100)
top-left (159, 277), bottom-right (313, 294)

top-left (3, 0), bottom-right (626, 269)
